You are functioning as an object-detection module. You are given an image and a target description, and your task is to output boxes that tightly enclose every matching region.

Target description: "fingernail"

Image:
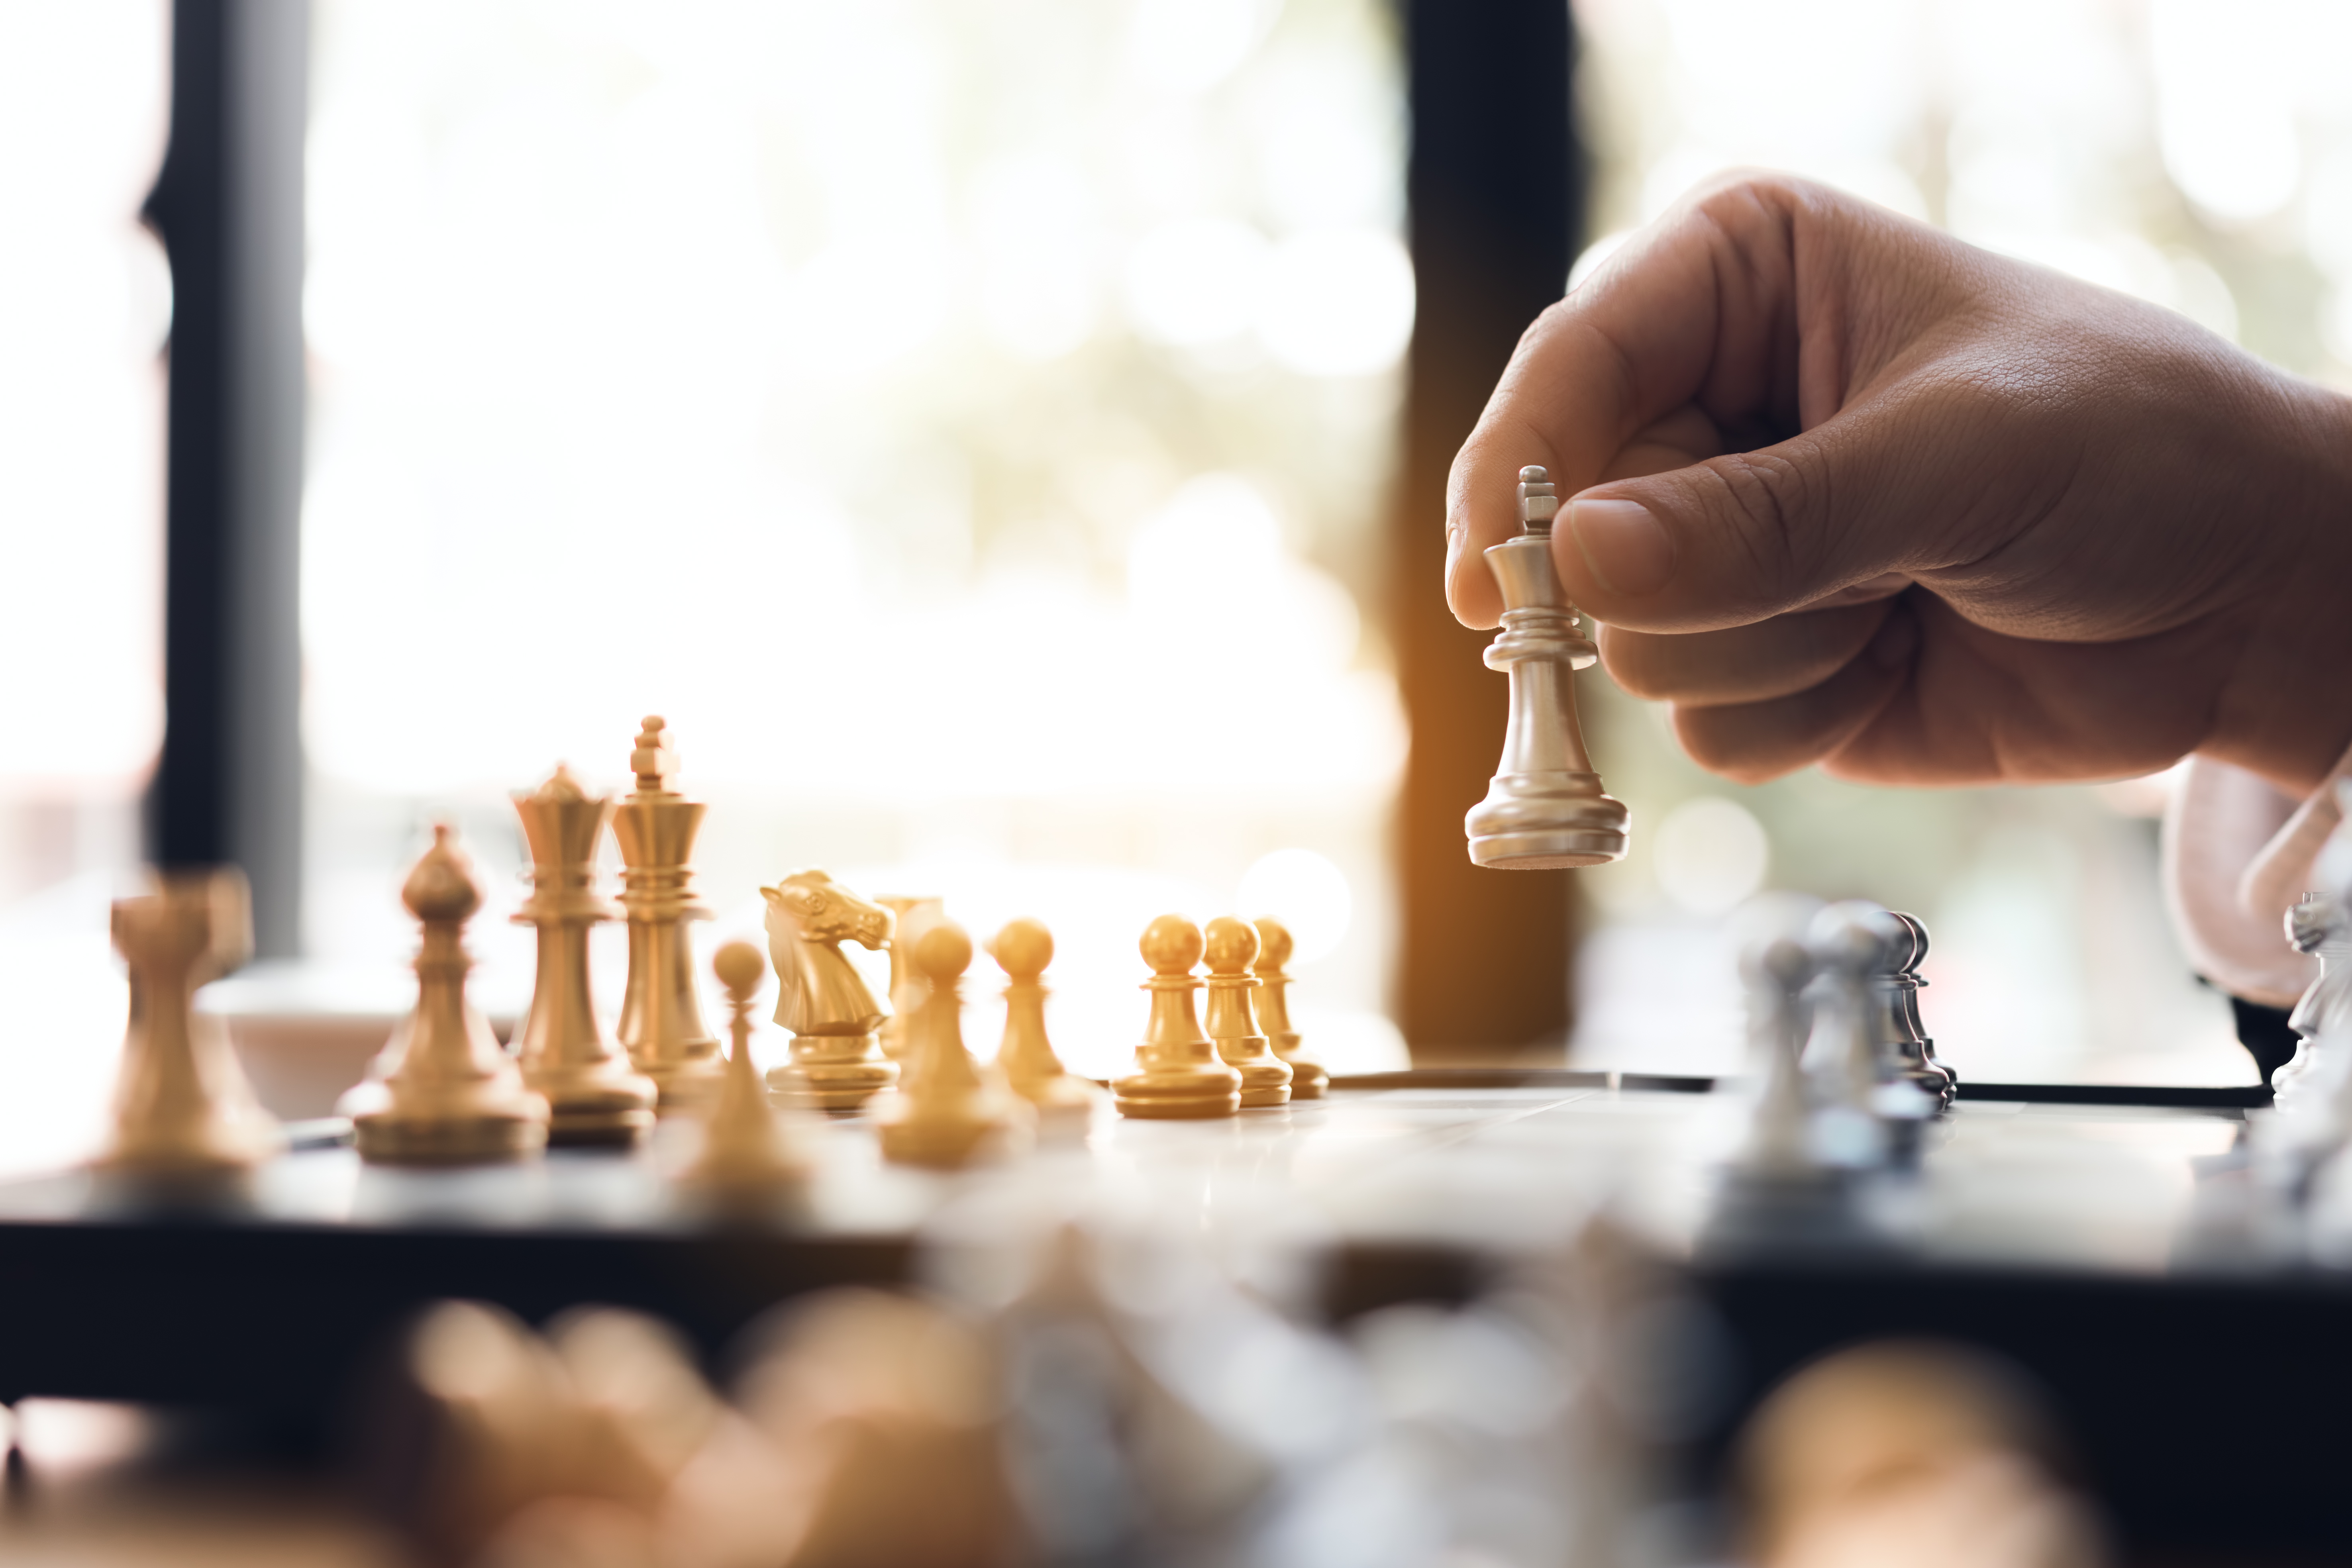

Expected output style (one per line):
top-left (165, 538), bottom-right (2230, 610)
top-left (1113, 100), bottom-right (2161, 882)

top-left (1567, 498), bottom-right (1675, 597)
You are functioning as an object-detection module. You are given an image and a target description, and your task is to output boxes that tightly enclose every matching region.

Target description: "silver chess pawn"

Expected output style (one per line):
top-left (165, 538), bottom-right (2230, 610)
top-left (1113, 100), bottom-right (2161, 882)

top-left (1465, 466), bottom-right (1630, 869)
top-left (1811, 902), bottom-right (1942, 1159)
top-left (1735, 927), bottom-right (1822, 1181)
top-left (2273, 790), bottom-right (2352, 1129)
top-left (1872, 912), bottom-right (1955, 1110)
top-left (1711, 906), bottom-right (1875, 1252)
top-left (1803, 904), bottom-right (1898, 1171)
top-left (2273, 890), bottom-right (2347, 1110)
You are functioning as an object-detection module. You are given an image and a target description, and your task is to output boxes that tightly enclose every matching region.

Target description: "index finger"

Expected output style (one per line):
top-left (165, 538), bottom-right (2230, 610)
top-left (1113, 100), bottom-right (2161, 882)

top-left (1442, 176), bottom-right (1803, 627)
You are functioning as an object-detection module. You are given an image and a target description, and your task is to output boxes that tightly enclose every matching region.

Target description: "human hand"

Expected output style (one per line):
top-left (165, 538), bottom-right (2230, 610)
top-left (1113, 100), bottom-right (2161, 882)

top-left (1445, 174), bottom-right (2352, 794)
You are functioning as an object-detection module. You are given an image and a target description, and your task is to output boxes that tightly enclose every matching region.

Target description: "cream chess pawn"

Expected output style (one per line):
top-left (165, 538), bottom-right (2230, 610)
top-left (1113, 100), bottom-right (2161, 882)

top-left (877, 921), bottom-right (1031, 1168)
top-left (877, 894), bottom-right (944, 1063)
top-left (681, 940), bottom-right (812, 1195)
top-left (1113, 915), bottom-right (1242, 1120)
top-left (512, 765), bottom-right (659, 1146)
top-left (761, 870), bottom-right (900, 1112)
top-left (1251, 917), bottom-right (1326, 1099)
top-left (612, 717), bottom-right (723, 1109)
top-left (99, 866), bottom-right (283, 1176)
top-left (1202, 917), bottom-right (1291, 1108)
top-left (339, 825), bottom-right (550, 1164)
top-left (1465, 465), bottom-right (1629, 868)
top-left (989, 917), bottom-right (1102, 1126)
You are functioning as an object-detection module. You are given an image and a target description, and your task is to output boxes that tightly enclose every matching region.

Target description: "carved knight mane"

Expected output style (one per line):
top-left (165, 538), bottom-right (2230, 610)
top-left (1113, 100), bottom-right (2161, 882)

top-left (760, 869), bottom-right (893, 1037)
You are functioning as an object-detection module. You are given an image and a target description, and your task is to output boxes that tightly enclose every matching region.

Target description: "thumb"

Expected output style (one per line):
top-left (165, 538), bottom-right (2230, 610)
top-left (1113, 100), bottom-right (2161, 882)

top-left (1555, 418), bottom-right (1907, 633)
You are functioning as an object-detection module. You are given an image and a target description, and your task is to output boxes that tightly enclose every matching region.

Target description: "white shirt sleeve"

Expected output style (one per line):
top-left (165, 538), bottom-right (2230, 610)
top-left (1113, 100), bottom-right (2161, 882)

top-left (2160, 748), bottom-right (2352, 1007)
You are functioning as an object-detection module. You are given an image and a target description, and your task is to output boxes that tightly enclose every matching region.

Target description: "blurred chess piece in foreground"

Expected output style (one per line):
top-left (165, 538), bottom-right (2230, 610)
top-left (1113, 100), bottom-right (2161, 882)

top-left (612, 718), bottom-right (724, 1110)
top-left (877, 921), bottom-right (1032, 1168)
top-left (1738, 1341), bottom-right (2107, 1568)
top-left (1251, 917), bottom-right (1326, 1099)
top-left (99, 866), bottom-right (283, 1176)
top-left (762, 870), bottom-right (900, 1112)
top-left (1465, 465), bottom-right (1629, 869)
top-left (732, 1288), bottom-right (1025, 1568)
top-left (369, 1299), bottom-right (724, 1566)
top-left (340, 824), bottom-right (549, 1164)
top-left (512, 765), bottom-right (659, 1146)
top-left (543, 1308), bottom-right (723, 1517)
top-left (367, 1289), bottom-right (1026, 1568)
top-left (1202, 917), bottom-right (1290, 1109)
top-left (1114, 915), bottom-right (1242, 1119)
top-left (681, 939), bottom-right (814, 1198)
top-left (987, 917), bottom-right (1102, 1131)
top-left (371, 1299), bottom-right (575, 1559)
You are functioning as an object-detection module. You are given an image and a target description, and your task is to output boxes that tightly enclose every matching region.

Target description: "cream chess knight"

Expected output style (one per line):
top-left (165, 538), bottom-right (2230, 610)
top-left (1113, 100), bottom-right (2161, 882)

top-left (1465, 465), bottom-right (1631, 868)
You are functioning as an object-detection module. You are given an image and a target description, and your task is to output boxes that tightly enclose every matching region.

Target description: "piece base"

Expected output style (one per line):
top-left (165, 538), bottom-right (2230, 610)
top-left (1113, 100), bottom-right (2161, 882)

top-left (353, 1114), bottom-right (547, 1166)
top-left (97, 1115), bottom-right (284, 1176)
top-left (638, 1054), bottom-right (724, 1111)
top-left (878, 1121), bottom-right (997, 1169)
top-left (767, 1038), bottom-right (898, 1114)
top-left (681, 1154), bottom-right (809, 1192)
top-left (1282, 1060), bottom-right (1330, 1099)
top-left (1469, 827), bottom-right (1628, 868)
top-left (545, 1109), bottom-right (654, 1147)
top-left (771, 1078), bottom-right (896, 1112)
top-left (1114, 1093), bottom-right (1241, 1120)
top-left (1466, 774), bottom-right (1629, 869)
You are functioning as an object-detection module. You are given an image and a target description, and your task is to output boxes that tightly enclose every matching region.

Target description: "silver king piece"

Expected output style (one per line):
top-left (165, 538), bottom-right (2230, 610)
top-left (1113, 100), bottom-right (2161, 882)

top-left (1465, 465), bottom-right (1630, 869)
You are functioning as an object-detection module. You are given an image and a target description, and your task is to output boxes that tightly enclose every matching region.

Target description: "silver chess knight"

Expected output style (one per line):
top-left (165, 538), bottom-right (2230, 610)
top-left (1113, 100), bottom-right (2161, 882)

top-left (1465, 466), bottom-right (1630, 868)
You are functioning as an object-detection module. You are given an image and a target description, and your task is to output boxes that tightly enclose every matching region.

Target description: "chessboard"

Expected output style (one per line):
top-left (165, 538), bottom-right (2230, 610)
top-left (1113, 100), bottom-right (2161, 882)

top-left (39, 723), bottom-right (2352, 1563)
top-left (0, 1073), bottom-right (2342, 1561)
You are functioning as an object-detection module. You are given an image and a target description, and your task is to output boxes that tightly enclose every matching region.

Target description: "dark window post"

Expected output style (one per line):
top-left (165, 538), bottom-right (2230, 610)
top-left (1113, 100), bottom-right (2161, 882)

top-left (1392, 0), bottom-right (1585, 1059)
top-left (143, 0), bottom-right (309, 958)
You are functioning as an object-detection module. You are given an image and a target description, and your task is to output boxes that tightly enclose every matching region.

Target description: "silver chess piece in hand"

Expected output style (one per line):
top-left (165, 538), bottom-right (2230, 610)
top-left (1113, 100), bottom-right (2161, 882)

top-left (1465, 466), bottom-right (1629, 869)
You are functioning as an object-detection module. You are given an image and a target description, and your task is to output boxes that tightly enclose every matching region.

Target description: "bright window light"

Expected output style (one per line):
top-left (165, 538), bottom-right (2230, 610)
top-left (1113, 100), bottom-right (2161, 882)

top-left (303, 0), bottom-right (1408, 1053)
